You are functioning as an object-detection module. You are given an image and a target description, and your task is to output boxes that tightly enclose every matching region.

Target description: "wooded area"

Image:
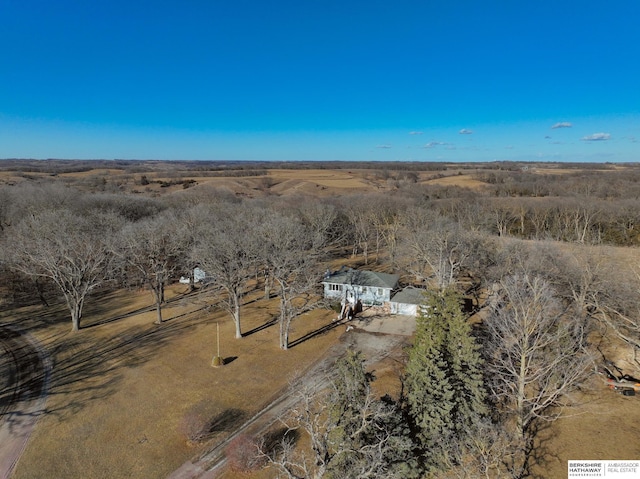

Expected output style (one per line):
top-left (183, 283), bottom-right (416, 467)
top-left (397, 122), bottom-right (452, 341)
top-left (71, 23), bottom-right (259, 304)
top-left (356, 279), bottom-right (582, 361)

top-left (1, 160), bottom-right (639, 478)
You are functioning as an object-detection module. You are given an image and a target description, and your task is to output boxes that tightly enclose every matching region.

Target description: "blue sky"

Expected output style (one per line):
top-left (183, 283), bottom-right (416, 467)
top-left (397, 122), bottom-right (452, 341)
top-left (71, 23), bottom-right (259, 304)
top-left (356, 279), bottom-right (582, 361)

top-left (1, 0), bottom-right (639, 162)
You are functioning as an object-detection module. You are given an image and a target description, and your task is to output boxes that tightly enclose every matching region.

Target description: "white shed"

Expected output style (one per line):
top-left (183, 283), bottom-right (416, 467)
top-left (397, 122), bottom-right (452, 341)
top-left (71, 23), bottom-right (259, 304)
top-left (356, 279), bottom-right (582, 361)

top-left (179, 267), bottom-right (208, 284)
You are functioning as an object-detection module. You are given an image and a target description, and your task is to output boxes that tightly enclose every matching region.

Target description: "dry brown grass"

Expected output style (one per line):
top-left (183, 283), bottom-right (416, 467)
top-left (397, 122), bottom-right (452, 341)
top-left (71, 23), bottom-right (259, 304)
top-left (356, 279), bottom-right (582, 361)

top-left (532, 366), bottom-right (640, 478)
top-left (4, 284), bottom-right (343, 479)
top-left (423, 173), bottom-right (488, 190)
top-left (4, 167), bottom-right (640, 478)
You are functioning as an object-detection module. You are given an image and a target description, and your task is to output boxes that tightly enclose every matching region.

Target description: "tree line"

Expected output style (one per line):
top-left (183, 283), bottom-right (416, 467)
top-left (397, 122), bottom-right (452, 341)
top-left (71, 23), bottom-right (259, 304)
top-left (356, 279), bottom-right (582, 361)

top-left (1, 168), bottom-right (640, 477)
top-left (1, 176), bottom-right (638, 346)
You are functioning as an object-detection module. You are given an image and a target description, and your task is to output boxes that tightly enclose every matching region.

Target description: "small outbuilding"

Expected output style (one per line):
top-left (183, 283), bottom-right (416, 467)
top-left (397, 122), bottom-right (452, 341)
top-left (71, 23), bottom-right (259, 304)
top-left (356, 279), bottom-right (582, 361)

top-left (179, 267), bottom-right (209, 284)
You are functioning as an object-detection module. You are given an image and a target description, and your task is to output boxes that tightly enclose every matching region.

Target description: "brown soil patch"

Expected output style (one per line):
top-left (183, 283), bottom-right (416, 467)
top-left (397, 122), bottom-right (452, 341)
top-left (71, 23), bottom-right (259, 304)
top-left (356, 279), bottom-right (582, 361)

top-left (3, 284), bottom-right (343, 479)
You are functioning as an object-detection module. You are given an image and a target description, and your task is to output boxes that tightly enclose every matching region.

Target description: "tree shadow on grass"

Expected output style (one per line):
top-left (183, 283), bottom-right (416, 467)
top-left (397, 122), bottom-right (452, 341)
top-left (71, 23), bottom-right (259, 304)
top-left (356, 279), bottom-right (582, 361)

top-left (261, 426), bottom-right (301, 456)
top-left (39, 312), bottom-right (211, 420)
top-left (0, 325), bottom-right (51, 434)
top-left (180, 406), bottom-right (248, 444)
top-left (521, 421), bottom-right (557, 479)
top-left (242, 314), bottom-right (279, 337)
top-left (0, 286), bottom-right (202, 334)
top-left (207, 408), bottom-right (247, 434)
top-left (287, 318), bottom-right (345, 349)
top-left (81, 287), bottom-right (202, 329)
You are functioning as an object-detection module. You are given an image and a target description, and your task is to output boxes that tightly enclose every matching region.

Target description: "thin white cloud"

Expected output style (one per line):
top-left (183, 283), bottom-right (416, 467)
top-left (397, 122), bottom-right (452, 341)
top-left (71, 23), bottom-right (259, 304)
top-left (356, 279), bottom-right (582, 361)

top-left (581, 133), bottom-right (611, 141)
top-left (408, 131), bottom-right (423, 135)
top-left (459, 128), bottom-right (473, 135)
top-left (375, 144), bottom-right (392, 149)
top-left (551, 122), bottom-right (572, 129)
top-left (422, 141), bottom-right (449, 149)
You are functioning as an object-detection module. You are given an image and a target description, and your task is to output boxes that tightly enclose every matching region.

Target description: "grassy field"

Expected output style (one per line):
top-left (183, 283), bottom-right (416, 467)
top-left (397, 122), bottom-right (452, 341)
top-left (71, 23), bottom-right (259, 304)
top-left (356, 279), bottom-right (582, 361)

top-left (2, 165), bottom-right (640, 478)
top-left (3, 283), bottom-right (345, 479)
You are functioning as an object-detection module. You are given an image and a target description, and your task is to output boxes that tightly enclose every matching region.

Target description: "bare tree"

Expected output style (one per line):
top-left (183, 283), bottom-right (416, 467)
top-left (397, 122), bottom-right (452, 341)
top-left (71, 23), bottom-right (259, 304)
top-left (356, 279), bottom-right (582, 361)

top-left (488, 202), bottom-right (515, 237)
top-left (0, 187), bottom-right (11, 232)
top-left (265, 352), bottom-right (414, 479)
top-left (342, 196), bottom-right (375, 264)
top-left (291, 198), bottom-right (340, 243)
top-left (369, 196), bottom-right (406, 266)
top-left (257, 212), bottom-right (324, 350)
top-left (116, 211), bottom-right (186, 324)
top-left (191, 203), bottom-right (263, 338)
top-left (555, 247), bottom-right (640, 366)
top-left (484, 274), bottom-right (592, 440)
top-left (439, 418), bottom-right (525, 479)
top-left (399, 212), bottom-right (478, 289)
top-left (6, 182), bottom-right (79, 219)
top-left (4, 208), bottom-right (119, 331)
top-left (490, 241), bottom-right (640, 372)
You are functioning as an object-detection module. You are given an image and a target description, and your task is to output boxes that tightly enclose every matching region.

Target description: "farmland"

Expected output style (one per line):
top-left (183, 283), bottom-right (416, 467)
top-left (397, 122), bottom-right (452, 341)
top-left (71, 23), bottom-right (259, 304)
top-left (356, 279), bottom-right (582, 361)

top-left (1, 160), bottom-right (640, 478)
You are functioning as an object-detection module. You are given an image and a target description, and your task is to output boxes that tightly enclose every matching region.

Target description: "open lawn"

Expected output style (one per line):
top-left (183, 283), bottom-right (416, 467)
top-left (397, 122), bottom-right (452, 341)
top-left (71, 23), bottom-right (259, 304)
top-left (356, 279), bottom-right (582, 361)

top-left (2, 283), bottom-right (344, 479)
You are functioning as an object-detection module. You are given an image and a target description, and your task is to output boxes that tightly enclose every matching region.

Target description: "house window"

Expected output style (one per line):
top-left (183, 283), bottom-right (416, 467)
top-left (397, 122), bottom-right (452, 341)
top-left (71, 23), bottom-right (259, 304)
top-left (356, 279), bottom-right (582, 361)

top-left (329, 284), bottom-right (342, 291)
top-left (377, 288), bottom-right (383, 296)
top-left (362, 287), bottom-right (368, 294)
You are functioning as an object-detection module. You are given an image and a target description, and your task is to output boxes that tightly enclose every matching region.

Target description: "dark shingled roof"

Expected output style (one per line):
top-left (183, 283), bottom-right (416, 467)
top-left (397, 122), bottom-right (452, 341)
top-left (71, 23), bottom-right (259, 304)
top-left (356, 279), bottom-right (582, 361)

top-left (322, 269), bottom-right (399, 289)
top-left (391, 287), bottom-right (427, 305)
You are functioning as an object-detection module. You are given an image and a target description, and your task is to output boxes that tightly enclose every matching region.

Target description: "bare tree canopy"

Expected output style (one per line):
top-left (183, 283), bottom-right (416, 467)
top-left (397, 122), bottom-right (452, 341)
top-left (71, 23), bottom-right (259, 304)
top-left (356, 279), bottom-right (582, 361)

top-left (399, 211), bottom-right (482, 289)
top-left (4, 208), bottom-right (120, 331)
top-left (115, 211), bottom-right (186, 324)
top-left (484, 274), bottom-right (592, 439)
top-left (257, 210), bottom-right (326, 350)
top-left (191, 203), bottom-right (264, 339)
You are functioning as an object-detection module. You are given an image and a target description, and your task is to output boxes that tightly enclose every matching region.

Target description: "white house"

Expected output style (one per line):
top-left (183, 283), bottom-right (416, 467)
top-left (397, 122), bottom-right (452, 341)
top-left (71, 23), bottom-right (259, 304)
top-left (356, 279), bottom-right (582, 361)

top-left (389, 287), bottom-right (426, 316)
top-left (322, 268), bottom-right (399, 306)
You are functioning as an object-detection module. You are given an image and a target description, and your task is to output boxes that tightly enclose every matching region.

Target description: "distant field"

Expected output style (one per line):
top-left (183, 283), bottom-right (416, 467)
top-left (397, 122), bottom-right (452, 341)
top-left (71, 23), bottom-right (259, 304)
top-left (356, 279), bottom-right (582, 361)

top-left (3, 160), bottom-right (640, 478)
top-left (423, 173), bottom-right (487, 190)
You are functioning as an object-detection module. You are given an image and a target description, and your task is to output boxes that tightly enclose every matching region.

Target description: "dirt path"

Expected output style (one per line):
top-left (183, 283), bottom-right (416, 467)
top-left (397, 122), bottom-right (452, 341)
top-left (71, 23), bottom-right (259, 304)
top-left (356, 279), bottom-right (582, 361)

top-left (167, 315), bottom-right (415, 479)
top-left (0, 326), bottom-right (50, 479)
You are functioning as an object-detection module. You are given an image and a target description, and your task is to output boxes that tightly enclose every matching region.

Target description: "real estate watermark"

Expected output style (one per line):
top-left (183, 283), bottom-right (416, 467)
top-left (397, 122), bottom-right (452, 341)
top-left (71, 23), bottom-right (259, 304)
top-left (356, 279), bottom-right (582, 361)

top-left (568, 461), bottom-right (640, 478)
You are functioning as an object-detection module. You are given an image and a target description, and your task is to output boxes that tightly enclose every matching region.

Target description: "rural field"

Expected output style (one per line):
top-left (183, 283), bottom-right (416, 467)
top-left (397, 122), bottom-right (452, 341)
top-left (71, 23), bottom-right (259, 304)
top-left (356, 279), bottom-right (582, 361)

top-left (1, 160), bottom-right (640, 479)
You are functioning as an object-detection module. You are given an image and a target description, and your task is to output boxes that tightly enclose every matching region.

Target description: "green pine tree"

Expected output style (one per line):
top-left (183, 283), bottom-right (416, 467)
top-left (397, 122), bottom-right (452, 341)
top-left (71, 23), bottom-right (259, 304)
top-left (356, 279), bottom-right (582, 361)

top-left (404, 288), bottom-right (487, 469)
top-left (440, 288), bottom-right (487, 433)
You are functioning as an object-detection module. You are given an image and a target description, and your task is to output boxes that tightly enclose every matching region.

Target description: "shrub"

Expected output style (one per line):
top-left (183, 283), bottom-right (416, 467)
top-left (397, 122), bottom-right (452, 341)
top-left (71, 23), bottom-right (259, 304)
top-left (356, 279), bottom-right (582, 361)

top-left (178, 403), bottom-right (212, 444)
top-left (225, 434), bottom-right (265, 473)
top-left (179, 412), bottom-right (209, 443)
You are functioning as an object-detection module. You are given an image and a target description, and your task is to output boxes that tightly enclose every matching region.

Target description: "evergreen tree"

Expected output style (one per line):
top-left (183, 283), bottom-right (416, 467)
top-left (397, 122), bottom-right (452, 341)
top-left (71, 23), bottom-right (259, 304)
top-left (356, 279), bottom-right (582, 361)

top-left (442, 289), bottom-right (487, 434)
top-left (404, 288), bottom-right (487, 469)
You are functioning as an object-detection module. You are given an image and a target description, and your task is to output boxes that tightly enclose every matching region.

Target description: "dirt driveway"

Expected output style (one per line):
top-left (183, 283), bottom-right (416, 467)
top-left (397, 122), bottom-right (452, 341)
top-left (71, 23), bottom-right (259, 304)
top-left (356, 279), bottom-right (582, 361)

top-left (0, 326), bottom-right (50, 479)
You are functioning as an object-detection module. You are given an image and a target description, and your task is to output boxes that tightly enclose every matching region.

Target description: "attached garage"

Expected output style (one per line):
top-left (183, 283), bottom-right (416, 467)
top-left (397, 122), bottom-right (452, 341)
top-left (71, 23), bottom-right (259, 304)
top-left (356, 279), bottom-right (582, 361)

top-left (390, 287), bottom-right (426, 316)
